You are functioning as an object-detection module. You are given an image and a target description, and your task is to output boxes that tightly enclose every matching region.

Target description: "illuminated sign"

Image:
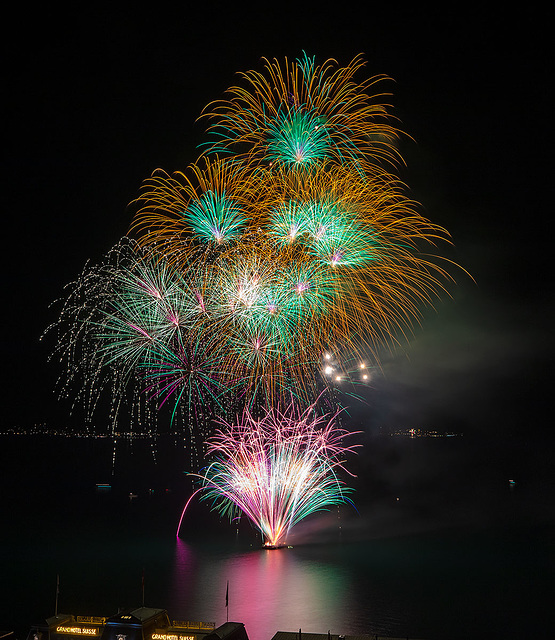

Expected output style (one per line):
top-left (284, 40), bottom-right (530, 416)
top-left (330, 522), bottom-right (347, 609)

top-left (151, 635), bottom-right (195, 640)
top-left (76, 617), bottom-right (105, 625)
top-left (171, 622), bottom-right (214, 630)
top-left (56, 627), bottom-right (98, 635)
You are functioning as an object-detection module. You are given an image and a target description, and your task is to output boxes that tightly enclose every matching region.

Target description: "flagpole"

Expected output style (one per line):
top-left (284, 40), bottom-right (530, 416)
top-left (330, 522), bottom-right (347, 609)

top-left (142, 568), bottom-right (145, 607)
top-left (226, 580), bottom-right (229, 623)
top-left (55, 574), bottom-right (59, 617)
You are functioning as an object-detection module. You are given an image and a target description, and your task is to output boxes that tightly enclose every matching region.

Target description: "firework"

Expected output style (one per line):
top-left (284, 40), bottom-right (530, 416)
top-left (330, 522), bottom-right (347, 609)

top-left (45, 239), bottom-right (225, 441)
top-left (199, 52), bottom-right (403, 170)
top-left (47, 53), bottom-right (460, 510)
top-left (192, 403), bottom-right (359, 546)
top-left (129, 158), bottom-right (452, 389)
top-left (129, 157), bottom-right (260, 263)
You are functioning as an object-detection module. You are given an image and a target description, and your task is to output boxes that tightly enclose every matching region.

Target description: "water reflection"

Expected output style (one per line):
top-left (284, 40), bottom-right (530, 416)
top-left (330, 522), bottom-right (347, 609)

top-left (169, 538), bottom-right (199, 621)
top-left (170, 539), bottom-right (348, 640)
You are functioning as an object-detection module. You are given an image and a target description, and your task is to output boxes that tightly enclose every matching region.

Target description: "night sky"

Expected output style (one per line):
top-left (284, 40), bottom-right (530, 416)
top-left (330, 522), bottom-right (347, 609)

top-left (4, 7), bottom-right (552, 475)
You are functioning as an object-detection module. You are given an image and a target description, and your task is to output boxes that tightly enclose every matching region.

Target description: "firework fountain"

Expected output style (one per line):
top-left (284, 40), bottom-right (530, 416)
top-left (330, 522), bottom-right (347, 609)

top-left (48, 53), bottom-right (455, 544)
top-left (190, 404), bottom-right (360, 547)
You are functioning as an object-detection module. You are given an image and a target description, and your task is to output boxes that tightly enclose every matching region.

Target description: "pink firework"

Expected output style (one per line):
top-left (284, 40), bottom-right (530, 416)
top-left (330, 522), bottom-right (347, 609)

top-left (192, 402), bottom-right (359, 546)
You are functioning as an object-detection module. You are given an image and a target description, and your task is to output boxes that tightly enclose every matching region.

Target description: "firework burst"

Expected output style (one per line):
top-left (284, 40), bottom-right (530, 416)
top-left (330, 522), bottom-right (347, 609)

top-left (199, 52), bottom-right (403, 170)
top-left (193, 402), bottom-right (359, 546)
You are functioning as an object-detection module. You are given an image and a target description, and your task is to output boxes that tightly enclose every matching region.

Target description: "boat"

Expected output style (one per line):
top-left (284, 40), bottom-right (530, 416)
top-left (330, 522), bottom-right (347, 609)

top-left (262, 543), bottom-right (293, 550)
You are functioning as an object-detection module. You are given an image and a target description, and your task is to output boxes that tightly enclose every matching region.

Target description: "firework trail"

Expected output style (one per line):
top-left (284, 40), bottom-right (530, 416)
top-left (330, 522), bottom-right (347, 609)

top-left (45, 239), bottom-right (224, 451)
top-left (189, 402), bottom-right (359, 546)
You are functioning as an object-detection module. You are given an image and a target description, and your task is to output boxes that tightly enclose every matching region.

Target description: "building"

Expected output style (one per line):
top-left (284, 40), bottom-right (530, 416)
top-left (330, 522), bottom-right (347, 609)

top-left (26, 609), bottom-right (243, 640)
top-left (271, 633), bottom-right (428, 640)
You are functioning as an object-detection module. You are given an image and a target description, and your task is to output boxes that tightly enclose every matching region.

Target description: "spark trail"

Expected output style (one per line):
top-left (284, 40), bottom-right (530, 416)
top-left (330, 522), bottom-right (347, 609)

top-left (193, 403), bottom-right (359, 546)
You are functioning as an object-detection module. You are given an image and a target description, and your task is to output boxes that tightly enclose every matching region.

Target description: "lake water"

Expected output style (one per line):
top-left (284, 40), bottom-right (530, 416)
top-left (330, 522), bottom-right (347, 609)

top-left (1, 435), bottom-right (553, 639)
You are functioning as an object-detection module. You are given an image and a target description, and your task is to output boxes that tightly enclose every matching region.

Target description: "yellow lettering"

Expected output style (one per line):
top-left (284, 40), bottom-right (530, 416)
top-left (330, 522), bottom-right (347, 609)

top-left (56, 627), bottom-right (97, 635)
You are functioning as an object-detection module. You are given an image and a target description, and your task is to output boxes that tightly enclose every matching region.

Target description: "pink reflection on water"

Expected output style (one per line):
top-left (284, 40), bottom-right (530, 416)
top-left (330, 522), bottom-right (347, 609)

top-left (168, 537), bottom-right (198, 617)
top-left (170, 541), bottom-right (348, 640)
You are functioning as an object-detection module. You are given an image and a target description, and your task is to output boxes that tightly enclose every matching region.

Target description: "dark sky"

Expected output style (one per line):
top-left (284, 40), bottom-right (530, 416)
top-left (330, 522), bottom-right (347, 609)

top-left (4, 6), bottom-right (552, 455)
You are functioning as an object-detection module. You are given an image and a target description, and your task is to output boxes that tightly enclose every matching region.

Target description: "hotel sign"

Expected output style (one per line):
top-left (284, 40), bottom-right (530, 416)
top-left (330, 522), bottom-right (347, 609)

top-left (56, 627), bottom-right (98, 636)
top-left (151, 635), bottom-right (195, 640)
